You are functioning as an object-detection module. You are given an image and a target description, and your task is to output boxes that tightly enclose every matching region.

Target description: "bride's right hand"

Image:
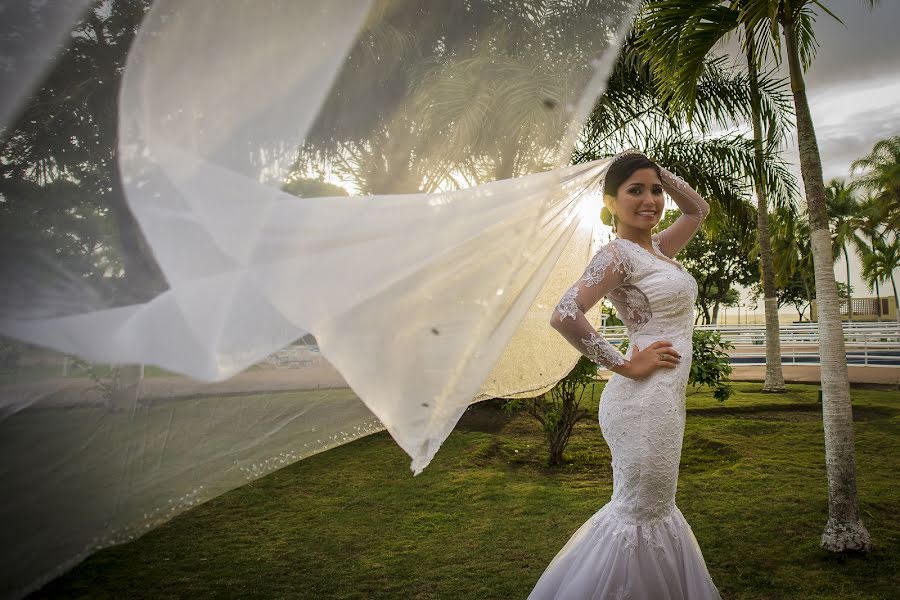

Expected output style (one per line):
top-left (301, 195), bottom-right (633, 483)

top-left (613, 340), bottom-right (681, 380)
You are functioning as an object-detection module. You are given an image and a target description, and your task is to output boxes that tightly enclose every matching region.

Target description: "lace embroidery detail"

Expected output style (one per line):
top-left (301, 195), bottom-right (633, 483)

top-left (594, 505), bottom-right (687, 560)
top-left (581, 331), bottom-right (626, 368)
top-left (661, 168), bottom-right (688, 190)
top-left (582, 241), bottom-right (630, 286)
top-left (607, 284), bottom-right (652, 331)
top-left (553, 240), bottom-right (631, 320)
top-left (555, 287), bottom-right (579, 321)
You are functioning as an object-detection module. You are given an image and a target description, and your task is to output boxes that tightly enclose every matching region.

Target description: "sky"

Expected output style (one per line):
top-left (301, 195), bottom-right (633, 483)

top-left (719, 1), bottom-right (900, 317)
top-left (780, 1), bottom-right (900, 182)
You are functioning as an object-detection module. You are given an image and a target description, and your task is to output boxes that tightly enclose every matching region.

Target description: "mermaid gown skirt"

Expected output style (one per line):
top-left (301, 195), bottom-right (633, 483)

top-left (527, 335), bottom-right (721, 599)
top-left (529, 236), bottom-right (722, 599)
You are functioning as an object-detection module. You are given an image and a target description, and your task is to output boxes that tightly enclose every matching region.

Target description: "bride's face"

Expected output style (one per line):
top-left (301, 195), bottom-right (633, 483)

top-left (612, 168), bottom-right (664, 231)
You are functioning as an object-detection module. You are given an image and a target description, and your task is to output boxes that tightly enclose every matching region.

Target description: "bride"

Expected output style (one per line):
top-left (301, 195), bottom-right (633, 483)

top-left (530, 151), bottom-right (722, 599)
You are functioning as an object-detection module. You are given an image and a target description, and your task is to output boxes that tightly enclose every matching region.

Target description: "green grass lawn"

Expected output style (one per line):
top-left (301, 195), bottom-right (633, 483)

top-left (32, 382), bottom-right (899, 599)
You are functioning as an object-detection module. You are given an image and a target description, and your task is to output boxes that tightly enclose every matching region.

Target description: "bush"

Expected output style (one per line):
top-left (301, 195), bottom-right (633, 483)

top-left (689, 329), bottom-right (734, 402)
top-left (502, 355), bottom-right (597, 466)
top-left (602, 305), bottom-right (623, 328)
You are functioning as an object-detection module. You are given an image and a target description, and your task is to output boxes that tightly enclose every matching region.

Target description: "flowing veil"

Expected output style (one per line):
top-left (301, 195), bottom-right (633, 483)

top-left (0, 1), bottom-right (640, 596)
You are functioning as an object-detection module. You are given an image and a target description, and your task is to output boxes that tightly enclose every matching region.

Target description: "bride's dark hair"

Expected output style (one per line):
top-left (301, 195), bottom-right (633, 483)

top-left (601, 152), bottom-right (662, 230)
top-left (604, 153), bottom-right (661, 196)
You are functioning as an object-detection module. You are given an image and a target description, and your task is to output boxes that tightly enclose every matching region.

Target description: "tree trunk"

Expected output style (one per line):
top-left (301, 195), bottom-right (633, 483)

top-left (782, 15), bottom-right (871, 553)
top-left (843, 245), bottom-right (853, 322)
top-left (747, 34), bottom-right (786, 392)
top-left (874, 279), bottom-right (882, 322)
top-left (803, 277), bottom-right (813, 322)
top-left (891, 273), bottom-right (900, 324)
top-left (495, 137), bottom-right (520, 181)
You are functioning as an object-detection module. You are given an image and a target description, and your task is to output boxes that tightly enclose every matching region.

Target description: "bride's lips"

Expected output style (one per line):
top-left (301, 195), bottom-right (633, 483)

top-left (636, 210), bottom-right (657, 218)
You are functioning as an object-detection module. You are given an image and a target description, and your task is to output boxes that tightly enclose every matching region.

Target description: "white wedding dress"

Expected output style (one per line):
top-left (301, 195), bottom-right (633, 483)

top-left (529, 178), bottom-right (722, 599)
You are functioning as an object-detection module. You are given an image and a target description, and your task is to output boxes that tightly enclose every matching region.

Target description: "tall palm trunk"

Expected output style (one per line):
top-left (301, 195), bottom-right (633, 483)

top-left (891, 273), bottom-right (900, 324)
top-left (782, 14), bottom-right (872, 553)
top-left (873, 279), bottom-right (882, 321)
top-left (747, 32), bottom-right (785, 392)
top-left (843, 244), bottom-right (853, 322)
top-left (803, 277), bottom-right (813, 322)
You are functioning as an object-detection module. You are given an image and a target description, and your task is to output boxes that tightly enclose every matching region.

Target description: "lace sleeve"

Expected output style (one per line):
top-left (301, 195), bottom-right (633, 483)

top-left (549, 241), bottom-right (629, 369)
top-left (654, 167), bottom-right (710, 258)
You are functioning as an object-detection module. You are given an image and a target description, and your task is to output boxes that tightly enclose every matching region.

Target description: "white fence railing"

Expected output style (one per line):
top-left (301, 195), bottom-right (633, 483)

top-left (597, 321), bottom-right (900, 367)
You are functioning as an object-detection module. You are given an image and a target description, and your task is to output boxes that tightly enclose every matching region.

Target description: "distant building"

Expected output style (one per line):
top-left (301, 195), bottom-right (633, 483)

top-left (811, 296), bottom-right (897, 322)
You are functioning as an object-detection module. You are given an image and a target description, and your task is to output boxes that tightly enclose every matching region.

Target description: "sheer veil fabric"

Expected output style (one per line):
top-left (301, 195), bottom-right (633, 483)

top-left (0, 1), bottom-right (642, 597)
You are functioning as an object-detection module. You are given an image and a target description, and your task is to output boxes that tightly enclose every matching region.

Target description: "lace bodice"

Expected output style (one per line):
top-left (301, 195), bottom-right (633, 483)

top-left (551, 237), bottom-right (699, 368)
top-left (549, 167), bottom-right (708, 370)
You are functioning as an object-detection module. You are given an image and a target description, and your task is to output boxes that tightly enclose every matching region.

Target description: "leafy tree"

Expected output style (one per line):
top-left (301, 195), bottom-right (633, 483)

top-left (577, 35), bottom-right (796, 233)
top-left (602, 305), bottom-right (624, 328)
top-left (293, 0), bottom-right (635, 194)
top-left (282, 178), bottom-right (349, 198)
top-left (861, 236), bottom-right (900, 324)
top-left (850, 136), bottom-right (900, 233)
top-left (641, 0), bottom-right (880, 551)
top-left (775, 272), bottom-right (814, 322)
top-left (744, 0), bottom-right (882, 553)
top-left (770, 203), bottom-right (815, 319)
top-left (0, 1), bottom-right (157, 410)
top-left (1, 0), bottom-right (162, 304)
top-left (825, 178), bottom-right (867, 322)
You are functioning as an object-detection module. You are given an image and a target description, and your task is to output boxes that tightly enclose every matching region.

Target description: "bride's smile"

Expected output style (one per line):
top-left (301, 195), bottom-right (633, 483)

top-left (613, 168), bottom-right (666, 233)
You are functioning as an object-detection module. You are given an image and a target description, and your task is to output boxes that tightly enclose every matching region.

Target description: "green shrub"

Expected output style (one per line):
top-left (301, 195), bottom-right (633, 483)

top-left (689, 329), bottom-right (734, 402)
top-left (503, 355), bottom-right (597, 465)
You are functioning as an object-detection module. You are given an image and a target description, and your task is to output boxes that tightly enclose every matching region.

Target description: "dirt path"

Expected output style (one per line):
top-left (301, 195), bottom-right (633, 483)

top-left (3, 361), bottom-right (896, 412)
top-left (728, 364), bottom-right (899, 386)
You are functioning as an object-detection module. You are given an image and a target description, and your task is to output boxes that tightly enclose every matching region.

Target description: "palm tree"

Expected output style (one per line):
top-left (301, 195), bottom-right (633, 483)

top-left (640, 0), bottom-right (877, 553)
top-left (855, 195), bottom-right (894, 321)
top-left (825, 179), bottom-right (867, 322)
top-left (770, 203), bottom-right (815, 315)
top-left (861, 236), bottom-right (900, 324)
top-left (575, 42), bottom-right (795, 232)
top-left (743, 0), bottom-right (881, 553)
top-left (635, 0), bottom-right (793, 393)
top-left (860, 246), bottom-right (883, 322)
top-left (291, 0), bottom-right (638, 194)
top-left (851, 136), bottom-right (900, 233)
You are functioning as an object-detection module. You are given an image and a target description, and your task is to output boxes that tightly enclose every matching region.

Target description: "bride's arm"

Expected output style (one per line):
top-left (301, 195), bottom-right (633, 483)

top-left (654, 167), bottom-right (710, 257)
top-left (550, 242), bottom-right (629, 372)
